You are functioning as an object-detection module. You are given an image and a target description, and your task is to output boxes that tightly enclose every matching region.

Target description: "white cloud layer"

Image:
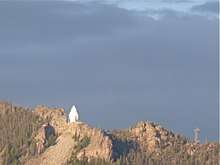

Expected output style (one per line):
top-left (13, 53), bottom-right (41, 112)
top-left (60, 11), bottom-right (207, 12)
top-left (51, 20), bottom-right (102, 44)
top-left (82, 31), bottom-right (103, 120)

top-left (65, 0), bottom-right (217, 18)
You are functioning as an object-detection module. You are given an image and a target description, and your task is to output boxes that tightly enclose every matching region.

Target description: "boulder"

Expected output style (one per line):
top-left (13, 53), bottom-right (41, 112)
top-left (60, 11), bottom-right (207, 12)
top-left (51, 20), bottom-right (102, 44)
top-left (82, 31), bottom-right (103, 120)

top-left (35, 123), bottom-right (55, 154)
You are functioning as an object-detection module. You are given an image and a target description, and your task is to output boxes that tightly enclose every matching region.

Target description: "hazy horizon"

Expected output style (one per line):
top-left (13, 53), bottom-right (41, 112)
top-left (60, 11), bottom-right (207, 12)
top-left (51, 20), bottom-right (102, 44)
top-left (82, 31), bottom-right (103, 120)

top-left (0, 0), bottom-right (218, 142)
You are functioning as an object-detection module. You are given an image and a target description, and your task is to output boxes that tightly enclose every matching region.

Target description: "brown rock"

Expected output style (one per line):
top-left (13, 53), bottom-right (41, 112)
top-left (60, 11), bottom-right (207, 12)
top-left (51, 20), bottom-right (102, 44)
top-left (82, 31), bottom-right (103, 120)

top-left (67, 122), bottom-right (113, 161)
top-left (128, 121), bottom-right (185, 152)
top-left (34, 105), bottom-right (68, 135)
top-left (35, 123), bottom-right (55, 154)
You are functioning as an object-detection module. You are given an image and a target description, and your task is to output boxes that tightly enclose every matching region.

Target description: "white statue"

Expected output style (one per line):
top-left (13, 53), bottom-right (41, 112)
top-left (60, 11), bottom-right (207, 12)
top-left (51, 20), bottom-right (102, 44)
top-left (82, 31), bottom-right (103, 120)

top-left (69, 105), bottom-right (79, 123)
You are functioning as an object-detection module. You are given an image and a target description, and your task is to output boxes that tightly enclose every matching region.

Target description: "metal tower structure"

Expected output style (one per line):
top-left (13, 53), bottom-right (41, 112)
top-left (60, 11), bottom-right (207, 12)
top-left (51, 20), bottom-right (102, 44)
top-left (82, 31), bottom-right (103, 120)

top-left (194, 128), bottom-right (200, 144)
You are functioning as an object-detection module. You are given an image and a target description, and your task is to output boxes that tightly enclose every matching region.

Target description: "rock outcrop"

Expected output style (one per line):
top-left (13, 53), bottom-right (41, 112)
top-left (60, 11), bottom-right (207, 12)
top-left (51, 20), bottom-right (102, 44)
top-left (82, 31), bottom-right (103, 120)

top-left (68, 122), bottom-right (113, 161)
top-left (128, 121), bottom-right (187, 152)
top-left (26, 131), bottom-right (76, 165)
top-left (1, 101), bottom-right (219, 165)
top-left (35, 123), bottom-right (55, 154)
top-left (27, 106), bottom-right (190, 165)
top-left (34, 106), bottom-right (68, 135)
top-left (26, 107), bottom-right (114, 165)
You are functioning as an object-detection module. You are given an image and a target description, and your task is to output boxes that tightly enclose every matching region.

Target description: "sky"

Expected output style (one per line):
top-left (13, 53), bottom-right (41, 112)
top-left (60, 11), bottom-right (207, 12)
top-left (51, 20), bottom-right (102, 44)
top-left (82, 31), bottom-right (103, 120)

top-left (0, 0), bottom-right (218, 141)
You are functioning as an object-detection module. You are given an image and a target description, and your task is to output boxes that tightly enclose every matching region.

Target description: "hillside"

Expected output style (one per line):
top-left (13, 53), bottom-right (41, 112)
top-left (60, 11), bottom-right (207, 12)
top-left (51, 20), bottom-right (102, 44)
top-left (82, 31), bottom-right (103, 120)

top-left (0, 101), bottom-right (219, 165)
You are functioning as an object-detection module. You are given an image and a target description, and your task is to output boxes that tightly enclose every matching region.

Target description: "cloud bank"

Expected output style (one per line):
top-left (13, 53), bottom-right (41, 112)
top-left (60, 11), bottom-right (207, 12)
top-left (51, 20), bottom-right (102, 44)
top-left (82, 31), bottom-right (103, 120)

top-left (65, 0), bottom-right (218, 18)
top-left (192, 1), bottom-right (218, 13)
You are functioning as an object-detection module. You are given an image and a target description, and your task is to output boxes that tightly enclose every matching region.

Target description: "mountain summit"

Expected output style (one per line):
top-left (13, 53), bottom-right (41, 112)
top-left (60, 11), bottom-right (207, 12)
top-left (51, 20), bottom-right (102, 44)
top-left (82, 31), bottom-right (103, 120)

top-left (0, 102), bottom-right (219, 165)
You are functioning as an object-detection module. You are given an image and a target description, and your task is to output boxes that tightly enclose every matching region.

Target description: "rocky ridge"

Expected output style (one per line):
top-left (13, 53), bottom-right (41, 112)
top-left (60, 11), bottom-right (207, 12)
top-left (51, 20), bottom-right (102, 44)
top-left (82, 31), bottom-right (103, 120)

top-left (0, 102), bottom-right (219, 165)
top-left (26, 105), bottom-right (189, 165)
top-left (25, 105), bottom-right (114, 165)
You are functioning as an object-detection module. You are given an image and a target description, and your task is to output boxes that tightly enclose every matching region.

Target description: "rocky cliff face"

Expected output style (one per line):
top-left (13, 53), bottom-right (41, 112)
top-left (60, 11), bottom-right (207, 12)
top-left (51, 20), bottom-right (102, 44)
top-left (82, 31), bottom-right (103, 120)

top-left (29, 106), bottom-right (189, 164)
top-left (35, 123), bottom-right (55, 154)
top-left (128, 121), bottom-right (187, 152)
top-left (26, 106), bottom-right (114, 165)
top-left (67, 123), bottom-right (113, 161)
top-left (34, 105), bottom-right (68, 135)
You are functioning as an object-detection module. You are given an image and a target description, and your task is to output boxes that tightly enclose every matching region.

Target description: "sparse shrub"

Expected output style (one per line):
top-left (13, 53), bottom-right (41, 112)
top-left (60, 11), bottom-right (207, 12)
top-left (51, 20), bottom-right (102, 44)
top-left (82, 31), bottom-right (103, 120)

top-left (29, 140), bottom-right (37, 156)
top-left (44, 134), bottom-right (57, 148)
top-left (74, 136), bottom-right (91, 153)
top-left (72, 132), bottom-right (80, 142)
top-left (2, 144), bottom-right (20, 165)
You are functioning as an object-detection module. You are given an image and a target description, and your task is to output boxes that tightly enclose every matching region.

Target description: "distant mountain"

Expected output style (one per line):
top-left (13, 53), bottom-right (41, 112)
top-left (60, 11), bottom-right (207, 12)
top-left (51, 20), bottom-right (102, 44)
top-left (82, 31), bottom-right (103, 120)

top-left (0, 101), bottom-right (219, 165)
